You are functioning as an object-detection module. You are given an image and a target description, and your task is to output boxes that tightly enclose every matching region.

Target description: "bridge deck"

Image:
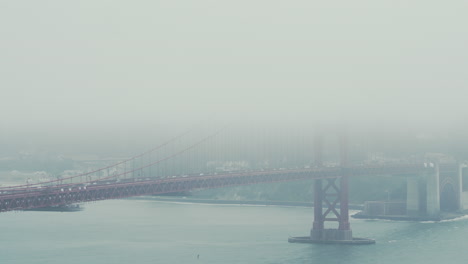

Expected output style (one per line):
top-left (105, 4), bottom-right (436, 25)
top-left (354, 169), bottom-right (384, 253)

top-left (0, 165), bottom-right (434, 212)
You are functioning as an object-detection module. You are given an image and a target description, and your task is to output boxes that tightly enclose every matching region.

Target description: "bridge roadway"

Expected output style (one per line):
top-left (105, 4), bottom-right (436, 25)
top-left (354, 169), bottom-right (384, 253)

top-left (0, 164), bottom-right (432, 212)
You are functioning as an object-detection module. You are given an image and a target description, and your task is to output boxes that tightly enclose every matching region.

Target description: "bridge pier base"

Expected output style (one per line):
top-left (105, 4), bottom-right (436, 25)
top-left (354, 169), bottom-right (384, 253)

top-left (458, 164), bottom-right (464, 211)
top-left (426, 164), bottom-right (440, 217)
top-left (406, 177), bottom-right (420, 216)
top-left (310, 228), bottom-right (353, 241)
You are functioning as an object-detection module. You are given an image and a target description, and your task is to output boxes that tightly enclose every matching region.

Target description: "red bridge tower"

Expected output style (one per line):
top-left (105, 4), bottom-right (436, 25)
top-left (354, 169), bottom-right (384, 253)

top-left (289, 130), bottom-right (374, 244)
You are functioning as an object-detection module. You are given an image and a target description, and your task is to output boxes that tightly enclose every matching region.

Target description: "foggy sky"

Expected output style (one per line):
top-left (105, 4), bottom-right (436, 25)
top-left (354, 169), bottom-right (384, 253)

top-left (1, 1), bottom-right (467, 150)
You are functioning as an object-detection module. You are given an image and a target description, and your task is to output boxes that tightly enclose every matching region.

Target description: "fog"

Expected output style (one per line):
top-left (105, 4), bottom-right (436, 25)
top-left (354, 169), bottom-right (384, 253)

top-left (2, 3), bottom-right (468, 262)
top-left (1, 1), bottom-right (467, 155)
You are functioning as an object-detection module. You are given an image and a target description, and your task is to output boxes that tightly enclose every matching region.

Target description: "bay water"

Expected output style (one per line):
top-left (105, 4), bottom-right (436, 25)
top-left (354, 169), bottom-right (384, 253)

top-left (0, 199), bottom-right (465, 264)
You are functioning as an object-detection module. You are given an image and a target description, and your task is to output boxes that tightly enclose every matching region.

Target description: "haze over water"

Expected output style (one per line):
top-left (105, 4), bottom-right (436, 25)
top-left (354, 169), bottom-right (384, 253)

top-left (1, 1), bottom-right (468, 263)
top-left (2, 1), bottom-right (468, 152)
top-left (0, 199), bottom-right (466, 264)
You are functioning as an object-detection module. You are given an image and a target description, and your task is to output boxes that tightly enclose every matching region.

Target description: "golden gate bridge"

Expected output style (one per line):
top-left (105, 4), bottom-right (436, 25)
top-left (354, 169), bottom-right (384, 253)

top-left (0, 125), bottom-right (452, 244)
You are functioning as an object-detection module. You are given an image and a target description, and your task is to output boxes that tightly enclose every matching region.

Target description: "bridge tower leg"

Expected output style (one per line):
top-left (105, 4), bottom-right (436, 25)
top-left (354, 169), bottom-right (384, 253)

top-left (311, 179), bottom-right (324, 235)
top-left (311, 133), bottom-right (324, 234)
top-left (337, 133), bottom-right (351, 239)
top-left (308, 132), bottom-right (353, 242)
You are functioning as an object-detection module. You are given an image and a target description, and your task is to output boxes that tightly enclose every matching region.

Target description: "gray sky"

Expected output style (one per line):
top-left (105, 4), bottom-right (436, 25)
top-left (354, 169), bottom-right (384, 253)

top-left (1, 1), bottom-right (467, 148)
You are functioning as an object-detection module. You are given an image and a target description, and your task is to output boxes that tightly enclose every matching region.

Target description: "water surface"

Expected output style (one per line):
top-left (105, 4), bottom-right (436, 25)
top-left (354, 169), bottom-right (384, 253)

top-left (0, 199), bottom-right (465, 263)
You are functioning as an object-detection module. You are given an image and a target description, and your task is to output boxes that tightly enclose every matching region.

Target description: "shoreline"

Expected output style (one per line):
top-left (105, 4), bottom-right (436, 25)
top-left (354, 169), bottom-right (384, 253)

top-left (133, 196), bottom-right (468, 222)
top-left (352, 211), bottom-right (468, 222)
top-left (129, 196), bottom-right (365, 210)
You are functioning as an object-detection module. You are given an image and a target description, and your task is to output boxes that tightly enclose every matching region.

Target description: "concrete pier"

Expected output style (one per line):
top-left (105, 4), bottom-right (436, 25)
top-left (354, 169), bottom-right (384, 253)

top-left (458, 164), bottom-right (465, 211)
top-left (288, 236), bottom-right (375, 245)
top-left (406, 177), bottom-right (420, 216)
top-left (310, 229), bottom-right (353, 241)
top-left (426, 164), bottom-right (440, 217)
